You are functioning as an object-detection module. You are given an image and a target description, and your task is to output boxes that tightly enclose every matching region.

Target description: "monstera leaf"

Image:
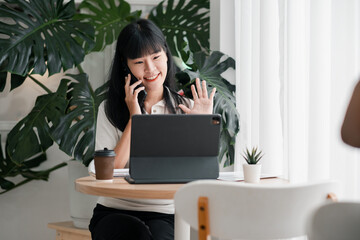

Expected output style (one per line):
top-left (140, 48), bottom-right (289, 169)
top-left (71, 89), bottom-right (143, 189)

top-left (176, 51), bottom-right (239, 167)
top-left (149, 0), bottom-right (209, 58)
top-left (0, 134), bottom-right (66, 194)
top-left (6, 79), bottom-right (69, 164)
top-left (76, 0), bottom-right (141, 52)
top-left (51, 73), bottom-right (107, 166)
top-left (0, 0), bottom-right (95, 88)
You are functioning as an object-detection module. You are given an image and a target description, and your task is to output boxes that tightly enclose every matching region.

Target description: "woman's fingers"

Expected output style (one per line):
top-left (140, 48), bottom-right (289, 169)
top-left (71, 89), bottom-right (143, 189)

top-left (124, 75), bottom-right (144, 116)
top-left (191, 78), bottom-right (216, 101)
top-left (178, 104), bottom-right (191, 114)
top-left (195, 78), bottom-right (203, 98)
top-left (124, 74), bottom-right (131, 87)
top-left (201, 80), bottom-right (208, 98)
top-left (133, 86), bottom-right (145, 97)
top-left (191, 84), bottom-right (198, 100)
top-left (209, 87), bottom-right (216, 100)
top-left (125, 76), bottom-right (143, 96)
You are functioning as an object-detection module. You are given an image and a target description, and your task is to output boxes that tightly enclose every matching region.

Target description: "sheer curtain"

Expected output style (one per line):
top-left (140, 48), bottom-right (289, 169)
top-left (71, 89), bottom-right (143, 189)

top-left (234, 0), bottom-right (283, 176)
top-left (230, 0), bottom-right (360, 199)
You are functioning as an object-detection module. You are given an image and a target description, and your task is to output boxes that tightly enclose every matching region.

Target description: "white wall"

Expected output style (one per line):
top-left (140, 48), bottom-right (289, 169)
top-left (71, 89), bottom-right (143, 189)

top-left (0, 146), bottom-right (71, 240)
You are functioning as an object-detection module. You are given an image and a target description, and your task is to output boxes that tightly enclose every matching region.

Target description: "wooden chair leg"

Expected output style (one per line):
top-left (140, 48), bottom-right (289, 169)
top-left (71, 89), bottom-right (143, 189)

top-left (198, 196), bottom-right (210, 240)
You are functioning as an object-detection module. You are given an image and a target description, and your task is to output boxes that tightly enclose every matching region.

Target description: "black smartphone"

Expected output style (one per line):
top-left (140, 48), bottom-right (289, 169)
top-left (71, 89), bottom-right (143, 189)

top-left (124, 64), bottom-right (147, 106)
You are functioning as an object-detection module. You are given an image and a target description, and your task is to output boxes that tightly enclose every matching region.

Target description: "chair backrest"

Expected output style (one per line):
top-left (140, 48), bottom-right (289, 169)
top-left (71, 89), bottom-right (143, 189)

top-left (307, 202), bottom-right (360, 240)
top-left (174, 180), bottom-right (338, 240)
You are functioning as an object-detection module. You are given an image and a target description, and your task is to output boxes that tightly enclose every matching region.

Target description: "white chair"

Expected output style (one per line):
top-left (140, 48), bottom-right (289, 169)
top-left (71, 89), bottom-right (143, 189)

top-left (174, 180), bottom-right (338, 240)
top-left (308, 202), bottom-right (360, 240)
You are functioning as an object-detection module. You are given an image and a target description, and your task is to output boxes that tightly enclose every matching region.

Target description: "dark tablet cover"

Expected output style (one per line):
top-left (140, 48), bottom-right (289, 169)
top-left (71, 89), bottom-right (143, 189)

top-left (126, 114), bottom-right (221, 184)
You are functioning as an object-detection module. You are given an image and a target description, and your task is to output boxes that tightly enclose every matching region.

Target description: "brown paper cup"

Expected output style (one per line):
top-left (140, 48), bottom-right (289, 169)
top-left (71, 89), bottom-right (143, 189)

top-left (94, 148), bottom-right (115, 182)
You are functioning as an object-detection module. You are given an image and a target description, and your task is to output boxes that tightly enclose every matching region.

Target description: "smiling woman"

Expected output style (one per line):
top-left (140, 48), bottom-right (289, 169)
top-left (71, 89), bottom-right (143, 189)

top-left (89, 18), bottom-right (216, 240)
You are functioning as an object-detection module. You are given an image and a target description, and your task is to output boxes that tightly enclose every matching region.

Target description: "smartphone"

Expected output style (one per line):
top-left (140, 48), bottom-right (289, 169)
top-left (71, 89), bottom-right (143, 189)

top-left (124, 64), bottom-right (147, 106)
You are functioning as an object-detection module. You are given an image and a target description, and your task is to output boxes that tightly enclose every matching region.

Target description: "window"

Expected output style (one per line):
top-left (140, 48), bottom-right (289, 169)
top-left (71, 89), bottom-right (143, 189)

top-left (211, 0), bottom-right (360, 199)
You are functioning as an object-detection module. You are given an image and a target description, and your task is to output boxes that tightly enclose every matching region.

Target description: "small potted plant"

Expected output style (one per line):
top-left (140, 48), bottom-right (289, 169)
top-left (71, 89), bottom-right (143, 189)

top-left (242, 147), bottom-right (264, 183)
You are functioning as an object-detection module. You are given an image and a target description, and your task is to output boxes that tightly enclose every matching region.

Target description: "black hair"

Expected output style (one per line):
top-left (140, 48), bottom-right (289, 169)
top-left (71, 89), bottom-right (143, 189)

top-left (105, 19), bottom-right (190, 131)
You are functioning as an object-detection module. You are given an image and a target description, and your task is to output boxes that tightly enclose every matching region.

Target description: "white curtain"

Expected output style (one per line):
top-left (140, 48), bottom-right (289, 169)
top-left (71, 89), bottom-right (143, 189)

top-left (234, 0), bottom-right (360, 200)
top-left (235, 0), bottom-right (283, 176)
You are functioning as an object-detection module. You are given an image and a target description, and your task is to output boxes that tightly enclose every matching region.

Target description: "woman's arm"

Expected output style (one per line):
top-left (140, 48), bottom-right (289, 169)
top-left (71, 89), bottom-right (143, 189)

top-left (112, 74), bottom-right (145, 168)
top-left (341, 80), bottom-right (360, 147)
top-left (113, 120), bottom-right (132, 168)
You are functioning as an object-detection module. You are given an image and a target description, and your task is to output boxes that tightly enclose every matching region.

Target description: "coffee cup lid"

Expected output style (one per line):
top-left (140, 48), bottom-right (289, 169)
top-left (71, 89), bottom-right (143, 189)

top-left (94, 148), bottom-right (116, 157)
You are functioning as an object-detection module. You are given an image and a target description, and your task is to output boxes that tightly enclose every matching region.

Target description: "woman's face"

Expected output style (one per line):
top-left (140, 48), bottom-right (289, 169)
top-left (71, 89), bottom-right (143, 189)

top-left (127, 49), bottom-right (168, 92)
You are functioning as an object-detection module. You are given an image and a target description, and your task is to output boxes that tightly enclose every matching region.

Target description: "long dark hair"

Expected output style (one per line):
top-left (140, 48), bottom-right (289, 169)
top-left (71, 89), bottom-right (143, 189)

top-left (105, 19), bottom-right (190, 131)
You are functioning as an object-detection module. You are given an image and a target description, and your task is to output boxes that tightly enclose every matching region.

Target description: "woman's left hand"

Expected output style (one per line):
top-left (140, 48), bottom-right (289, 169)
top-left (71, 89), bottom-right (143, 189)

top-left (179, 78), bottom-right (216, 114)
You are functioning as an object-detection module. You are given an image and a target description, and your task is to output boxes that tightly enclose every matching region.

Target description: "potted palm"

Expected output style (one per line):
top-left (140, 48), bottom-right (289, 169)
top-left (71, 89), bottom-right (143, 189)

top-left (242, 147), bottom-right (263, 183)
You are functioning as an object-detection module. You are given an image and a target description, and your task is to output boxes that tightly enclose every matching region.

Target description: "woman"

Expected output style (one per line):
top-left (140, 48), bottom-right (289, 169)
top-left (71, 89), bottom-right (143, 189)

top-left (89, 19), bottom-right (215, 240)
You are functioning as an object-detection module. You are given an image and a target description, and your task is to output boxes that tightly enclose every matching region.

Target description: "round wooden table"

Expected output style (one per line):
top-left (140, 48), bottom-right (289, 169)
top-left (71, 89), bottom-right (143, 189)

top-left (75, 176), bottom-right (184, 199)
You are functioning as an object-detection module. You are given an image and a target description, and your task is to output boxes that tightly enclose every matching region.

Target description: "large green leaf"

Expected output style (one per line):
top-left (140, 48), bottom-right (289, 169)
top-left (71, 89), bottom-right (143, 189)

top-left (51, 73), bottom-right (107, 166)
top-left (1, 134), bottom-right (67, 194)
top-left (0, 0), bottom-right (95, 80)
top-left (76, 0), bottom-right (141, 52)
top-left (6, 79), bottom-right (69, 164)
top-left (176, 51), bottom-right (239, 167)
top-left (0, 135), bottom-right (48, 191)
top-left (149, 0), bottom-right (209, 58)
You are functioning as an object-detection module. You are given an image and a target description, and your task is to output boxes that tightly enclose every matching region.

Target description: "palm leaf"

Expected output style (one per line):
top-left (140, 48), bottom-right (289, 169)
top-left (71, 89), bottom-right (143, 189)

top-left (75, 0), bottom-right (141, 52)
top-left (0, 0), bottom-right (95, 80)
top-left (51, 73), bottom-right (107, 166)
top-left (149, 0), bottom-right (209, 58)
top-left (176, 51), bottom-right (239, 167)
top-left (6, 79), bottom-right (69, 164)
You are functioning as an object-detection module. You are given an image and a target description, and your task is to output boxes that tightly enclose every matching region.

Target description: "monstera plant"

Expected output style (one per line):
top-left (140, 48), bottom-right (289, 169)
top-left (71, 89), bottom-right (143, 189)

top-left (0, 0), bottom-right (238, 194)
top-left (148, 0), bottom-right (238, 167)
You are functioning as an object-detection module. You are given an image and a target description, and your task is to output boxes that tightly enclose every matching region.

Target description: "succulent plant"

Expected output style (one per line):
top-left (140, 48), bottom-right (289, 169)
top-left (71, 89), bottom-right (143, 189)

top-left (242, 147), bottom-right (263, 165)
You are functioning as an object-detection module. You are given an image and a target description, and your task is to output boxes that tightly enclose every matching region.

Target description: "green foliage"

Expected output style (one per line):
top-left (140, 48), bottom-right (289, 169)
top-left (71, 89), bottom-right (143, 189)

top-left (176, 51), bottom-right (239, 167)
top-left (0, 0), bottom-right (95, 79)
top-left (51, 74), bottom-right (107, 166)
top-left (7, 79), bottom-right (69, 164)
top-left (242, 147), bottom-right (264, 165)
top-left (149, 0), bottom-right (209, 59)
top-left (0, 134), bottom-right (67, 194)
top-left (75, 0), bottom-right (141, 52)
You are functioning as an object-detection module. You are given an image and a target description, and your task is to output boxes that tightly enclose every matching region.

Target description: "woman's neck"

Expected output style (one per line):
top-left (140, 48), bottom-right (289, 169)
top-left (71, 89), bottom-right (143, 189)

top-left (143, 87), bottom-right (164, 113)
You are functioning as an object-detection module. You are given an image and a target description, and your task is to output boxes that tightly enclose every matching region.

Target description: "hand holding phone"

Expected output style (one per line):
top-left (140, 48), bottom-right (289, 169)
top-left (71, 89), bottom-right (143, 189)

top-left (124, 64), bottom-right (147, 112)
top-left (124, 74), bottom-right (144, 116)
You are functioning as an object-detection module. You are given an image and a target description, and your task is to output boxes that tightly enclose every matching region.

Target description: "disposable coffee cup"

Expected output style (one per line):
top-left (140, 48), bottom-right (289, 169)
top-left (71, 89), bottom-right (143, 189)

top-left (94, 148), bottom-right (116, 182)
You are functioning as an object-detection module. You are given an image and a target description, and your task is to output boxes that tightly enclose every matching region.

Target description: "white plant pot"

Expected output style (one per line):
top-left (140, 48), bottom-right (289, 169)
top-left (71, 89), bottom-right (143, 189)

top-left (243, 164), bottom-right (262, 183)
top-left (68, 160), bottom-right (98, 229)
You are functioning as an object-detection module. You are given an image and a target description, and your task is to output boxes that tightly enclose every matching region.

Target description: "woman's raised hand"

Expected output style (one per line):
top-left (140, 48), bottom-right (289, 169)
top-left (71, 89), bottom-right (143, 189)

top-left (179, 78), bottom-right (216, 114)
top-left (124, 74), bottom-right (145, 116)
